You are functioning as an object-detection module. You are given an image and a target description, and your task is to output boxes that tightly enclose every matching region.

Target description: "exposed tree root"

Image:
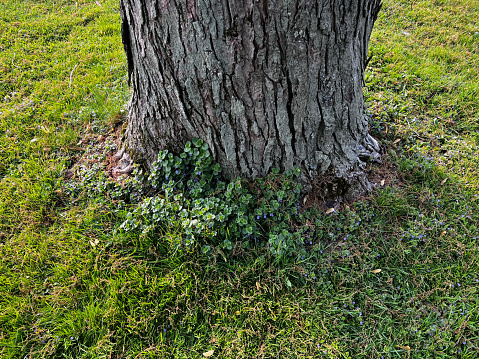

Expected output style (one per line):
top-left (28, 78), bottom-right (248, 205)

top-left (346, 134), bottom-right (382, 199)
top-left (359, 134), bottom-right (382, 164)
top-left (111, 149), bottom-right (133, 175)
top-left (305, 134), bottom-right (382, 204)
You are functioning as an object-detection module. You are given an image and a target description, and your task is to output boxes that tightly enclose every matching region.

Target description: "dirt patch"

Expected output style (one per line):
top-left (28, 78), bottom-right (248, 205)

top-left (64, 121), bottom-right (126, 182)
top-left (302, 149), bottom-right (401, 214)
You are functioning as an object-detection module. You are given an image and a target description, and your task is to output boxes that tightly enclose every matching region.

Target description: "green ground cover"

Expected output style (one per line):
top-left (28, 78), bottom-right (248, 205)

top-left (0, 0), bottom-right (478, 357)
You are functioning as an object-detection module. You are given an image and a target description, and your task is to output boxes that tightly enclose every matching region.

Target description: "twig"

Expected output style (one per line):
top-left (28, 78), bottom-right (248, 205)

top-left (69, 64), bottom-right (78, 88)
top-left (406, 117), bottom-right (427, 140)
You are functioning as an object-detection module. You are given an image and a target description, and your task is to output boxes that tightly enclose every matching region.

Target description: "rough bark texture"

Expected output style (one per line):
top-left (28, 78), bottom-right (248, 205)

top-left (119, 0), bottom-right (382, 196)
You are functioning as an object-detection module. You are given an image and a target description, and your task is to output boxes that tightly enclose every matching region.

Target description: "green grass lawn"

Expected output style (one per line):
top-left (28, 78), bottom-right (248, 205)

top-left (1, 0), bottom-right (478, 358)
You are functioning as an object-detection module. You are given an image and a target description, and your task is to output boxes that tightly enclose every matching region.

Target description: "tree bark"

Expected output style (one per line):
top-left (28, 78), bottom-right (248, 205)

top-left (119, 0), bottom-right (382, 197)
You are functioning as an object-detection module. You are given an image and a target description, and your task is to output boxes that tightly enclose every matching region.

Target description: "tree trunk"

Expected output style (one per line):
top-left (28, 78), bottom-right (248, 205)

top-left (119, 0), bottom-right (382, 197)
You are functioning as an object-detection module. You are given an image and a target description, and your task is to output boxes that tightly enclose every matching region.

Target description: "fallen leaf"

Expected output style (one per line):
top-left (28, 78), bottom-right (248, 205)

top-left (371, 269), bottom-right (381, 274)
top-left (89, 238), bottom-right (99, 247)
top-left (217, 248), bottom-right (227, 262)
top-left (380, 179), bottom-right (385, 186)
top-left (440, 230), bottom-right (447, 237)
top-left (393, 138), bottom-right (401, 145)
top-left (235, 311), bottom-right (240, 315)
top-left (203, 350), bottom-right (214, 357)
top-left (325, 208), bottom-right (335, 214)
top-left (303, 195), bottom-right (308, 205)
top-left (256, 281), bottom-right (261, 291)
top-left (441, 178), bottom-right (448, 185)
top-left (40, 126), bottom-right (51, 133)
top-left (397, 345), bottom-right (411, 350)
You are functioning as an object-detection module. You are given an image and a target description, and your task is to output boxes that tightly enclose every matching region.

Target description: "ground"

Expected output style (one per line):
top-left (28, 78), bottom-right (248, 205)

top-left (0, 0), bottom-right (478, 358)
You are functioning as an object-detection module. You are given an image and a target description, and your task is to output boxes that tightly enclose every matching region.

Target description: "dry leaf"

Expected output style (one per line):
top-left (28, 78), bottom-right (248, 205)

top-left (235, 311), bottom-right (240, 315)
top-left (440, 230), bottom-right (447, 237)
top-left (393, 138), bottom-right (401, 145)
top-left (371, 269), bottom-right (381, 274)
top-left (303, 195), bottom-right (308, 205)
top-left (203, 350), bottom-right (214, 357)
top-left (256, 282), bottom-right (261, 291)
top-left (397, 345), bottom-right (411, 350)
top-left (64, 170), bottom-right (74, 179)
top-left (40, 126), bottom-right (51, 133)
top-left (325, 208), bottom-right (335, 214)
top-left (380, 179), bottom-right (385, 186)
top-left (217, 248), bottom-right (227, 262)
top-left (441, 178), bottom-right (448, 185)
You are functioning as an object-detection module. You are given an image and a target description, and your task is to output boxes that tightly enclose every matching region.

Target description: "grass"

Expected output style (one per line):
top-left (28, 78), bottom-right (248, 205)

top-left (0, 0), bottom-right (478, 358)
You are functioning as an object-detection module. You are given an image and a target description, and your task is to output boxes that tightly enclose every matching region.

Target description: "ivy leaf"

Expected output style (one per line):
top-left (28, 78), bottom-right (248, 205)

top-left (202, 245), bottom-right (211, 254)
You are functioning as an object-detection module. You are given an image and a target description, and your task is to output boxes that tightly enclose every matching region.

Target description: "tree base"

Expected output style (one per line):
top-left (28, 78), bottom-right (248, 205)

top-left (116, 128), bottom-right (381, 202)
top-left (111, 148), bottom-right (133, 176)
top-left (360, 134), bottom-right (382, 164)
top-left (343, 134), bottom-right (382, 201)
top-left (305, 134), bottom-right (381, 204)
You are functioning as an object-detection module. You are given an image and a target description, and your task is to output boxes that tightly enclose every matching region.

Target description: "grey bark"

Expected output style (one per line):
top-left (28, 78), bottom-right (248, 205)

top-left (118, 0), bottom-right (382, 197)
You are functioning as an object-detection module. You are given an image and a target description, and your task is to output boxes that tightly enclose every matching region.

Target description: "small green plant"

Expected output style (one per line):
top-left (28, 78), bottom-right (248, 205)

top-left (67, 138), bottom-right (308, 258)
